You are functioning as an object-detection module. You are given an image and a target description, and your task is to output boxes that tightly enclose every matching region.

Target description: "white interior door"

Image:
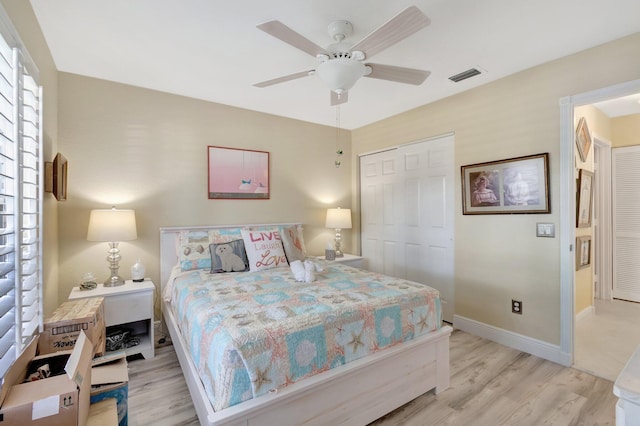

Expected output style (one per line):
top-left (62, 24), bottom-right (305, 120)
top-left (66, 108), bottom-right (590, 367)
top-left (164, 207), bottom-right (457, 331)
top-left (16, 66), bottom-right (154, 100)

top-left (612, 145), bottom-right (640, 302)
top-left (360, 134), bottom-right (455, 322)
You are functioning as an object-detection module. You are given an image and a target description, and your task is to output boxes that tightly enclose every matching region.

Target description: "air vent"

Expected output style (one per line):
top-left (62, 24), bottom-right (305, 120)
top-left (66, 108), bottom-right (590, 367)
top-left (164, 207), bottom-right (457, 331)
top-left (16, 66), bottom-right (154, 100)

top-left (448, 68), bottom-right (482, 83)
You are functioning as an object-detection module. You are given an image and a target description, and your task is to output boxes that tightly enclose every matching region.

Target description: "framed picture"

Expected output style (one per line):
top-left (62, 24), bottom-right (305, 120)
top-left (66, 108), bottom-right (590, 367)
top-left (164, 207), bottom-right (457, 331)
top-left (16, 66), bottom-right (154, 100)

top-left (576, 169), bottom-right (593, 228)
top-left (461, 153), bottom-right (550, 214)
top-left (207, 146), bottom-right (270, 199)
top-left (44, 152), bottom-right (68, 201)
top-left (576, 236), bottom-right (591, 270)
top-left (576, 117), bottom-right (592, 162)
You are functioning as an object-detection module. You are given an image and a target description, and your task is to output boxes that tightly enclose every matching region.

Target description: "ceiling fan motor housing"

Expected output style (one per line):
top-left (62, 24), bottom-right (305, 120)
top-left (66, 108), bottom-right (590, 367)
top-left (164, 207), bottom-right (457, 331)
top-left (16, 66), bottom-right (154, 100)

top-left (328, 20), bottom-right (353, 42)
top-left (315, 58), bottom-right (368, 93)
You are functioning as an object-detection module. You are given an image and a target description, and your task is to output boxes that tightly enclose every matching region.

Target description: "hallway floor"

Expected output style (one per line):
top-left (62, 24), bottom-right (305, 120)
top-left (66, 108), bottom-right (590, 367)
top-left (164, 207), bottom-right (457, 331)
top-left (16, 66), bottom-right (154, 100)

top-left (574, 298), bottom-right (640, 381)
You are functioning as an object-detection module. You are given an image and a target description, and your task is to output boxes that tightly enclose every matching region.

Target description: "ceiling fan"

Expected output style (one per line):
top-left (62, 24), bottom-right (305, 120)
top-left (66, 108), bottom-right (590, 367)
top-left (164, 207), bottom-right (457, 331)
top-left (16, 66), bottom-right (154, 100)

top-left (254, 6), bottom-right (431, 106)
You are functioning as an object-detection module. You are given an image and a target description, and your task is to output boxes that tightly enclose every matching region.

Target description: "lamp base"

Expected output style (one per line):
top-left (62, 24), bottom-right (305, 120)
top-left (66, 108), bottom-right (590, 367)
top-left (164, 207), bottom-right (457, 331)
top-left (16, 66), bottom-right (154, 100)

top-left (334, 228), bottom-right (344, 258)
top-left (104, 241), bottom-right (125, 287)
top-left (104, 275), bottom-right (125, 287)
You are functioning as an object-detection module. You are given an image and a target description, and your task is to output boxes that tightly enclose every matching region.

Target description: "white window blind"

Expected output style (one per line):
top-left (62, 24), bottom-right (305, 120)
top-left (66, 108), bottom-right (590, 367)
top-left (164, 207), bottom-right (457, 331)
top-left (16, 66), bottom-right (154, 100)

top-left (0, 10), bottom-right (43, 379)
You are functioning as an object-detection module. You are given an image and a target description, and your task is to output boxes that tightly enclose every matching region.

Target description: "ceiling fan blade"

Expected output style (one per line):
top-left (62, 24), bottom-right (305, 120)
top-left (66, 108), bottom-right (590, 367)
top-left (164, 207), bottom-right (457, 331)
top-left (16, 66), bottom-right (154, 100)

top-left (351, 6), bottom-right (430, 59)
top-left (253, 70), bottom-right (313, 88)
top-left (365, 63), bottom-right (430, 85)
top-left (257, 20), bottom-right (328, 57)
top-left (330, 91), bottom-right (348, 106)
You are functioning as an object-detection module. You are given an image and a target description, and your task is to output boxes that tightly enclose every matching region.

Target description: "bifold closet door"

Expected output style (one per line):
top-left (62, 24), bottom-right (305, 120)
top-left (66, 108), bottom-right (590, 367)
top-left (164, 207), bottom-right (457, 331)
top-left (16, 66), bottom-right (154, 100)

top-left (360, 134), bottom-right (454, 321)
top-left (613, 146), bottom-right (640, 303)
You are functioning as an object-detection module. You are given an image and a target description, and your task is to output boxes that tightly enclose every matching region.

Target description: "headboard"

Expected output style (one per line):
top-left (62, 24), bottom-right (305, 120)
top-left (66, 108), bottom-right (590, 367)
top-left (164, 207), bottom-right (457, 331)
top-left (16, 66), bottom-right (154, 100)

top-left (159, 223), bottom-right (302, 292)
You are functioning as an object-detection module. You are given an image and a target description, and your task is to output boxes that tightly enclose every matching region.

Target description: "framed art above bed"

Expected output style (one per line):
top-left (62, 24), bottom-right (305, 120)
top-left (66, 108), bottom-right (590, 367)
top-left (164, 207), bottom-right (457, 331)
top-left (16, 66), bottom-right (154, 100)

top-left (208, 146), bottom-right (270, 199)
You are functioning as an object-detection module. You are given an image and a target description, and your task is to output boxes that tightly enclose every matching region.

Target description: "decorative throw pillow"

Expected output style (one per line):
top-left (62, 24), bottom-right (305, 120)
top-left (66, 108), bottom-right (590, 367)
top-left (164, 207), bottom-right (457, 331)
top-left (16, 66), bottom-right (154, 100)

top-left (179, 230), bottom-right (212, 271)
top-left (280, 225), bottom-right (306, 263)
top-left (241, 229), bottom-right (288, 272)
top-left (210, 239), bottom-right (249, 273)
top-left (247, 224), bottom-right (307, 257)
top-left (179, 228), bottom-right (244, 271)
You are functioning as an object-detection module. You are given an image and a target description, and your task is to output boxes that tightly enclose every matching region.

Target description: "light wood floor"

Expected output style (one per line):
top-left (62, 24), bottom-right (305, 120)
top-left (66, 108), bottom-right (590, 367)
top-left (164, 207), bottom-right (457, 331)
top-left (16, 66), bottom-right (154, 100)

top-left (127, 329), bottom-right (617, 426)
top-left (575, 298), bottom-right (640, 381)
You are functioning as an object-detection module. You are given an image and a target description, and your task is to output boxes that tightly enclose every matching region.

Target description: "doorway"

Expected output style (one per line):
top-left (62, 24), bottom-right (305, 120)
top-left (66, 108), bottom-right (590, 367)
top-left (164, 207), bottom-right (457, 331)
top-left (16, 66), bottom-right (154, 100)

top-left (559, 78), bottom-right (640, 370)
top-left (574, 138), bottom-right (640, 381)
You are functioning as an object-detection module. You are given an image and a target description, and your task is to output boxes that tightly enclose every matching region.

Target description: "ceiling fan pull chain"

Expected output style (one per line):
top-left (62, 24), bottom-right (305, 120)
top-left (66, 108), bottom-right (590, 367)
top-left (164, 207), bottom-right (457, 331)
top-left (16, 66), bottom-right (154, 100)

top-left (335, 104), bottom-right (343, 168)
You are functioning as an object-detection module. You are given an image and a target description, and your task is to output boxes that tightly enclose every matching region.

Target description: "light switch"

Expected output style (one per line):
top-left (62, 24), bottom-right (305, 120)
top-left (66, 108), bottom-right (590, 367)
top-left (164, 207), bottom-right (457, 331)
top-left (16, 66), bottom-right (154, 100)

top-left (536, 223), bottom-right (555, 238)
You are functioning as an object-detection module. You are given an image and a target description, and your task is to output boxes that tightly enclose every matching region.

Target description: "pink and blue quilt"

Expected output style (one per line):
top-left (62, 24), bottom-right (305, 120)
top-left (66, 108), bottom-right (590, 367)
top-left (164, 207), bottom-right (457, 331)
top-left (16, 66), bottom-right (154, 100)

top-left (168, 262), bottom-right (441, 411)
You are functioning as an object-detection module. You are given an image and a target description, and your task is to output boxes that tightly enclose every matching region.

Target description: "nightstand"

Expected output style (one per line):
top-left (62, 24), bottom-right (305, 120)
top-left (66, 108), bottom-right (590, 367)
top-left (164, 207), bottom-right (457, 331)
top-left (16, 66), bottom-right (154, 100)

top-left (69, 280), bottom-right (155, 359)
top-left (325, 253), bottom-right (364, 269)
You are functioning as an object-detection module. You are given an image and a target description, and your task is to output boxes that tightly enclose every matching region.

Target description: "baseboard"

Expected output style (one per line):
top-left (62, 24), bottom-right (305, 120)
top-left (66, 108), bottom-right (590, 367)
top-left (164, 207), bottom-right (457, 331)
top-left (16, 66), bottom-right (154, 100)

top-left (453, 315), bottom-right (569, 366)
top-left (575, 305), bottom-right (594, 322)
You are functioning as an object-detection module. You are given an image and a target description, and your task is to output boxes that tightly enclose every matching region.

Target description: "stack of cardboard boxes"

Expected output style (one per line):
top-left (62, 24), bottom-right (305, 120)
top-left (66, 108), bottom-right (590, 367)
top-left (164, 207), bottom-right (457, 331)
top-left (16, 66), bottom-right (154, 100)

top-left (38, 297), bottom-right (106, 357)
top-left (0, 297), bottom-right (129, 426)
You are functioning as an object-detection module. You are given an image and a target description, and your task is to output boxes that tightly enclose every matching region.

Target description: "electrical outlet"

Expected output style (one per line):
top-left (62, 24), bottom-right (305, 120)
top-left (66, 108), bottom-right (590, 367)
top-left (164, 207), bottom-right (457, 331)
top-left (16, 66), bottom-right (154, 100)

top-left (512, 299), bottom-right (523, 314)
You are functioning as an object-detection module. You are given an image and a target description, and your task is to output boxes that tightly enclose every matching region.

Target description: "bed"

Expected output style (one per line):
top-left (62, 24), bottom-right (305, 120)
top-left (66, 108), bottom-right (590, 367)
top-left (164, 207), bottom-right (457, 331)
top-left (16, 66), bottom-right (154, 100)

top-left (160, 224), bottom-right (451, 426)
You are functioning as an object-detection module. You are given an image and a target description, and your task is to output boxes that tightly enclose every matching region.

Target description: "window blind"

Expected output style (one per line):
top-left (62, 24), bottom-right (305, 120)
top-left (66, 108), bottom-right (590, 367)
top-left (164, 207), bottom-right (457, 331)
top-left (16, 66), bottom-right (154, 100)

top-left (0, 32), bottom-right (17, 378)
top-left (0, 11), bottom-right (43, 378)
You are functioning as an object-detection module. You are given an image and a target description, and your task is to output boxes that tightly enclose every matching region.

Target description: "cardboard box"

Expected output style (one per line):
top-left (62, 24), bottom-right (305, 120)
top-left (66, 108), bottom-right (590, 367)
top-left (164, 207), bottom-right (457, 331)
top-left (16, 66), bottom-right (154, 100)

top-left (40, 297), bottom-right (106, 357)
top-left (0, 330), bottom-right (93, 426)
top-left (87, 399), bottom-right (118, 426)
top-left (90, 352), bottom-right (128, 426)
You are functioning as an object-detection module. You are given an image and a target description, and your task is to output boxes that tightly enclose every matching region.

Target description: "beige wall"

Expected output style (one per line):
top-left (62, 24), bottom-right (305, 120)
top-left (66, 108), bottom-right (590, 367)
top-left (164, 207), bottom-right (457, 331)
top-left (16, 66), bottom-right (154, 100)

top-left (57, 74), bottom-right (352, 317)
top-left (612, 114), bottom-right (640, 147)
top-left (7, 0), bottom-right (640, 347)
top-left (352, 33), bottom-right (640, 345)
top-left (1, 1), bottom-right (59, 316)
top-left (573, 105), bottom-right (610, 315)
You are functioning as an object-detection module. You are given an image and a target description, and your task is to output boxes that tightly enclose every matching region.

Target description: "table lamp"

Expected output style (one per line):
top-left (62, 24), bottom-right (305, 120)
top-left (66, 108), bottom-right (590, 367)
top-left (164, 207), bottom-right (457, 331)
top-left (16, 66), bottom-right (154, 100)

top-left (325, 207), bottom-right (352, 258)
top-left (87, 207), bottom-right (137, 287)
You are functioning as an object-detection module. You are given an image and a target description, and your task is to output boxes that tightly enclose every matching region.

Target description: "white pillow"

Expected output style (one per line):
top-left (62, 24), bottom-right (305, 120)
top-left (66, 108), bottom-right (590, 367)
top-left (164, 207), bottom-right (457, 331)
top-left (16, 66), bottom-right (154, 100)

top-left (241, 229), bottom-right (289, 271)
top-left (280, 225), bottom-right (306, 262)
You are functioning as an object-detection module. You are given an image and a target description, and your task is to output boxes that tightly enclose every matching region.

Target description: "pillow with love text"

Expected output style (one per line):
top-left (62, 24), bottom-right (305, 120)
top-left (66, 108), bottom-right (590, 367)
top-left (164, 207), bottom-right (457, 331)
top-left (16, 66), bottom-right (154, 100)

top-left (240, 229), bottom-right (289, 272)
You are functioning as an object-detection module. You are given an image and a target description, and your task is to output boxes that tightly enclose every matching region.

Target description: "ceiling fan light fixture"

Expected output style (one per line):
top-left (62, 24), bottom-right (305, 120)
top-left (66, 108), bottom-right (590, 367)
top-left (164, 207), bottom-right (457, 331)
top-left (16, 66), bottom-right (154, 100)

top-left (315, 58), bottom-right (367, 93)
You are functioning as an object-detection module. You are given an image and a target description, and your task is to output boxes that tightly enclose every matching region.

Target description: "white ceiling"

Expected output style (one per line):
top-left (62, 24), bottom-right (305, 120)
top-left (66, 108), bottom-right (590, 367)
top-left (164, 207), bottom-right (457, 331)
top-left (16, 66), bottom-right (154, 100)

top-left (592, 93), bottom-right (640, 118)
top-left (29, 0), bottom-right (640, 129)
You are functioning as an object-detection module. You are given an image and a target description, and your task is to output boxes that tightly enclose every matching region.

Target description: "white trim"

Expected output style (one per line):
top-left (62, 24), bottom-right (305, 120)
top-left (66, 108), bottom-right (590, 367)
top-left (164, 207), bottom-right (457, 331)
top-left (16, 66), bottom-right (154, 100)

top-left (575, 305), bottom-right (594, 322)
top-left (593, 137), bottom-right (612, 301)
top-left (559, 78), bottom-right (640, 368)
top-left (454, 315), bottom-right (570, 365)
top-left (559, 95), bottom-right (575, 367)
top-left (357, 147), bottom-right (397, 158)
top-left (357, 131), bottom-right (455, 158)
top-left (0, 4), bottom-right (39, 81)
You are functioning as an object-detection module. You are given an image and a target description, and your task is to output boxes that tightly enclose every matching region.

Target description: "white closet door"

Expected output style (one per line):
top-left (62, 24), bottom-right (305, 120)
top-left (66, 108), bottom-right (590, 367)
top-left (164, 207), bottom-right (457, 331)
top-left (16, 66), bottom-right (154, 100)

top-left (360, 134), bottom-right (455, 322)
top-left (613, 146), bottom-right (640, 302)
top-left (360, 149), bottom-right (400, 276)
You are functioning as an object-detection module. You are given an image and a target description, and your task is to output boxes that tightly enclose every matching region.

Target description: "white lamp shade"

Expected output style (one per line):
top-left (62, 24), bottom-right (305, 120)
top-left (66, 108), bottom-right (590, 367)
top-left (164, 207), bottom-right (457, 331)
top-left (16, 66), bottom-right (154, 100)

top-left (326, 208), bottom-right (352, 229)
top-left (87, 208), bottom-right (137, 242)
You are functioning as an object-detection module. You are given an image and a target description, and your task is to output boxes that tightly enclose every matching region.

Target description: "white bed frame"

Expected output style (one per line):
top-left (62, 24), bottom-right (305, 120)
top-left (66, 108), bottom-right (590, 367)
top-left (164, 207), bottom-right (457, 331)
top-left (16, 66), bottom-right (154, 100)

top-left (160, 225), bottom-right (452, 426)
